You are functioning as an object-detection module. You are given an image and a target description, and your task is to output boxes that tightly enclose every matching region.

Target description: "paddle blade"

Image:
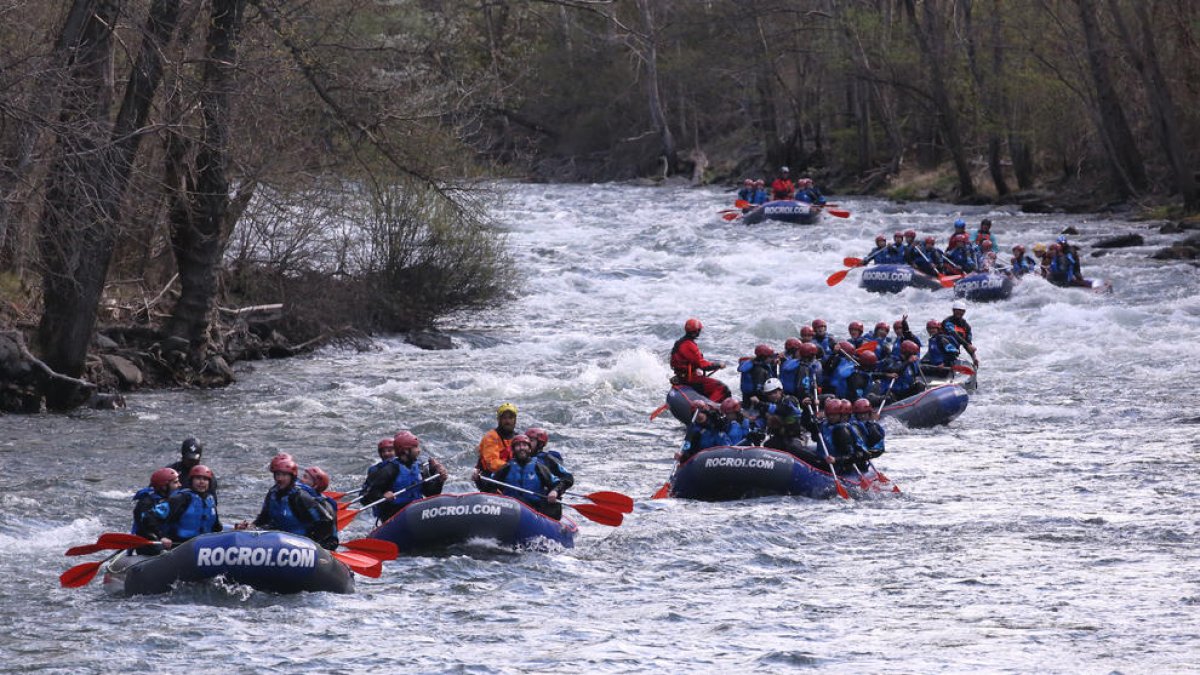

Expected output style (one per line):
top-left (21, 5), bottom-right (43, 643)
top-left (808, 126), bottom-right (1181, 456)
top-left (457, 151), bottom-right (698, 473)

top-left (651, 481), bottom-right (671, 499)
top-left (60, 561), bottom-right (103, 588)
top-left (938, 274), bottom-right (962, 288)
top-left (834, 479), bottom-right (850, 500)
top-left (332, 551), bottom-right (383, 577)
top-left (325, 490), bottom-right (346, 500)
top-left (953, 364), bottom-right (976, 376)
top-left (97, 532), bottom-right (154, 548)
top-left (585, 491), bottom-right (634, 513)
top-left (65, 543), bottom-right (107, 557)
top-left (826, 209), bottom-right (851, 218)
top-left (826, 269), bottom-right (851, 287)
top-left (842, 257), bottom-right (863, 267)
top-left (569, 502), bottom-right (623, 527)
top-left (336, 508), bottom-right (363, 531)
top-left (722, 212), bottom-right (740, 221)
top-left (341, 538), bottom-right (398, 561)
top-left (734, 199), bottom-right (750, 208)
top-left (649, 403), bottom-right (669, 421)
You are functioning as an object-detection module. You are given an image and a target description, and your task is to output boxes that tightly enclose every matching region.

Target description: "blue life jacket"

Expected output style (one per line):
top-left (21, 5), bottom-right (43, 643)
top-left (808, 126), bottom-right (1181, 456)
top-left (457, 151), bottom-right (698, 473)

top-left (946, 247), bottom-right (976, 273)
top-left (496, 460), bottom-right (546, 506)
top-left (830, 421), bottom-right (864, 458)
top-left (737, 187), bottom-right (755, 202)
top-left (779, 358), bottom-right (802, 395)
top-left (1011, 254), bottom-right (1037, 277)
top-left (738, 358), bottom-right (777, 398)
top-left (922, 334), bottom-right (960, 366)
top-left (169, 489), bottom-right (218, 541)
top-left (827, 356), bottom-right (857, 398)
top-left (727, 418), bottom-right (751, 445)
top-left (816, 422), bottom-right (836, 459)
top-left (1049, 253), bottom-right (1077, 284)
top-left (891, 358), bottom-right (923, 393)
top-left (298, 483), bottom-right (339, 521)
top-left (911, 246), bottom-right (942, 275)
top-left (851, 419), bottom-right (886, 454)
top-left (812, 336), bottom-right (835, 358)
top-left (266, 485), bottom-right (308, 536)
top-left (389, 459), bottom-right (426, 507)
top-left (131, 487), bottom-right (168, 536)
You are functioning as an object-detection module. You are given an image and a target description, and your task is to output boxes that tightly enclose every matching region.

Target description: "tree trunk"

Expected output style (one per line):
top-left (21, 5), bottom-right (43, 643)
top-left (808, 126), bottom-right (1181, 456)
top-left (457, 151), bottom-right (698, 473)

top-left (165, 0), bottom-right (248, 349)
top-left (961, 0), bottom-right (1008, 196)
top-left (634, 0), bottom-right (677, 175)
top-left (1107, 0), bottom-right (1198, 209)
top-left (904, 0), bottom-right (976, 198)
top-left (36, 0), bottom-right (183, 409)
top-left (1075, 0), bottom-right (1148, 196)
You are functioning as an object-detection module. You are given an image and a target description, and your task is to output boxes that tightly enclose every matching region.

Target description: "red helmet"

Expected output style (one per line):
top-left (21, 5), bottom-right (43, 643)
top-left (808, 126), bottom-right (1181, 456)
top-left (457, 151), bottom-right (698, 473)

top-left (926, 320), bottom-right (941, 333)
top-left (800, 326), bottom-right (814, 339)
top-left (393, 431), bottom-right (420, 450)
top-left (874, 322), bottom-right (890, 334)
top-left (848, 321), bottom-right (864, 335)
top-left (900, 340), bottom-right (920, 356)
top-left (893, 320), bottom-right (904, 332)
top-left (835, 399), bottom-right (853, 414)
top-left (151, 468), bottom-right (179, 490)
top-left (798, 343), bottom-right (819, 359)
top-left (525, 427), bottom-right (549, 446)
top-left (950, 234), bottom-right (969, 247)
top-left (1049, 243), bottom-right (1062, 253)
top-left (852, 398), bottom-right (873, 414)
top-left (837, 340), bottom-right (856, 355)
top-left (980, 239), bottom-right (993, 251)
top-left (754, 344), bottom-right (775, 359)
top-left (188, 465), bottom-right (214, 481)
top-left (875, 235), bottom-right (886, 245)
top-left (893, 232), bottom-right (904, 240)
top-left (719, 398), bottom-right (741, 415)
top-left (684, 318), bottom-right (703, 334)
top-left (1013, 245), bottom-right (1025, 254)
top-left (377, 437), bottom-right (394, 451)
top-left (904, 229), bottom-right (916, 239)
top-left (510, 434), bottom-right (531, 450)
top-left (857, 351), bottom-right (878, 368)
top-left (784, 337), bottom-right (802, 352)
top-left (269, 456), bottom-right (298, 476)
top-left (812, 319), bottom-right (827, 330)
top-left (743, 178), bottom-right (753, 187)
top-left (302, 466), bottom-right (330, 492)
top-left (924, 236), bottom-right (936, 246)
top-left (754, 179), bottom-right (765, 187)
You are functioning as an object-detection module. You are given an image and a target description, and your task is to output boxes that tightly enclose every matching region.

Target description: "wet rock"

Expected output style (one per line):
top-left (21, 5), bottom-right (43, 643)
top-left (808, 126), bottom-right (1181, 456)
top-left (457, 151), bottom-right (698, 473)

top-left (1151, 242), bottom-right (1198, 260)
top-left (93, 333), bottom-right (119, 350)
top-left (161, 335), bottom-right (190, 356)
top-left (203, 355), bottom-right (235, 382)
top-left (1060, 226), bottom-right (1079, 235)
top-left (1095, 233), bottom-right (1144, 249)
top-left (102, 354), bottom-right (143, 388)
top-left (405, 330), bottom-right (453, 351)
top-left (87, 392), bottom-right (126, 409)
top-left (1160, 222), bottom-right (1183, 234)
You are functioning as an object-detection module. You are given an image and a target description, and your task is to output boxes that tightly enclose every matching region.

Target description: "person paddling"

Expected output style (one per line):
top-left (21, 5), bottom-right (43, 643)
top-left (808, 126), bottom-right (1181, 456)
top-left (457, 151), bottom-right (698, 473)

top-left (483, 435), bottom-right (572, 519)
top-left (770, 166), bottom-right (794, 200)
top-left (237, 456), bottom-right (337, 551)
top-left (477, 402), bottom-right (519, 481)
top-left (365, 431), bottom-right (448, 523)
top-left (146, 465), bottom-right (223, 549)
top-left (941, 300), bottom-right (979, 366)
top-left (131, 468), bottom-right (181, 555)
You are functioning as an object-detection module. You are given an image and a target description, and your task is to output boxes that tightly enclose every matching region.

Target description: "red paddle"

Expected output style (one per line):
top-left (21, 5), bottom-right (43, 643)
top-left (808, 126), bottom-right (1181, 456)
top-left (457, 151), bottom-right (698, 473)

top-left (340, 538), bottom-right (399, 561)
top-left (330, 550), bottom-right (383, 577)
top-left (579, 490), bottom-right (634, 513)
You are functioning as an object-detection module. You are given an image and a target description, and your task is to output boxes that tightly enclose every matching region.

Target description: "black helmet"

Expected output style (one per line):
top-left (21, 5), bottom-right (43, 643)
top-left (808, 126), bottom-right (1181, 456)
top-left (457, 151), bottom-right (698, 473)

top-left (180, 437), bottom-right (203, 459)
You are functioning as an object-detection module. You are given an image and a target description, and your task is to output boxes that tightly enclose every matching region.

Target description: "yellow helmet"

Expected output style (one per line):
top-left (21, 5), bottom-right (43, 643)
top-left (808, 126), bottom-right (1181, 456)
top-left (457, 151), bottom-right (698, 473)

top-left (497, 402), bottom-right (518, 417)
top-left (1032, 242), bottom-right (1047, 255)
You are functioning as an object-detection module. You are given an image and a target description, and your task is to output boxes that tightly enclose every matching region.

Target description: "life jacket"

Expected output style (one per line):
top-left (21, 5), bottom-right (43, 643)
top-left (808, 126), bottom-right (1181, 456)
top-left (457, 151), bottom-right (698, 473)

top-left (266, 485), bottom-right (307, 536)
top-left (941, 316), bottom-right (972, 345)
top-left (169, 489), bottom-right (218, 541)
top-left (737, 357), bottom-right (777, 398)
top-left (496, 460), bottom-right (546, 506)
top-left (826, 356), bottom-right (857, 398)
top-left (131, 487), bottom-right (167, 536)
top-left (946, 246), bottom-right (976, 273)
top-left (389, 459), bottom-right (426, 507)
top-left (812, 335), bottom-right (835, 358)
top-left (726, 418), bottom-right (751, 445)
top-left (670, 336), bottom-right (698, 380)
top-left (1011, 255), bottom-right (1037, 277)
top-left (922, 334), bottom-right (960, 366)
top-left (852, 419), bottom-right (886, 454)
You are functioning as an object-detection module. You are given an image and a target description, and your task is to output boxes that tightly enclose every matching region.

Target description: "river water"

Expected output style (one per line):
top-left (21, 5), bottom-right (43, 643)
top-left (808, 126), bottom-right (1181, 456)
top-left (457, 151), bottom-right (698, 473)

top-left (2, 183), bottom-right (1198, 672)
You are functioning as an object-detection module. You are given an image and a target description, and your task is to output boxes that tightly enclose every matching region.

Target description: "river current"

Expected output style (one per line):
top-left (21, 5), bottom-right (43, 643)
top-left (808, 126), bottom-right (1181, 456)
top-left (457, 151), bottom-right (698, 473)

top-left (2, 183), bottom-right (1198, 672)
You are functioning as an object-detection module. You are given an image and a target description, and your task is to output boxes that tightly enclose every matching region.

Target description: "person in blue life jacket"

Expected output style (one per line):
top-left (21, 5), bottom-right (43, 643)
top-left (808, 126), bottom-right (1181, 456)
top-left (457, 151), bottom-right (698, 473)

top-left (891, 231), bottom-right (910, 262)
top-left (524, 426), bottom-right (574, 496)
top-left (920, 320), bottom-right (960, 371)
top-left (167, 437), bottom-right (216, 496)
top-left (363, 436), bottom-right (396, 490)
top-left (718, 398), bottom-right (753, 446)
top-left (844, 350), bottom-right (880, 402)
top-left (873, 233), bottom-right (906, 265)
top-left (677, 403), bottom-right (732, 462)
top-left (879, 339), bottom-right (925, 398)
top-left (975, 239), bottom-right (1000, 272)
top-left (145, 465), bottom-right (223, 549)
top-left (300, 466), bottom-right (339, 520)
top-left (810, 319), bottom-right (836, 356)
top-left (1009, 245), bottom-right (1038, 277)
top-left (910, 236), bottom-right (947, 275)
top-left (944, 233), bottom-right (976, 274)
top-left (738, 343), bottom-right (780, 404)
top-left (749, 378), bottom-right (820, 462)
top-left (941, 299), bottom-right (979, 366)
top-left (736, 178), bottom-right (756, 203)
top-left (868, 322), bottom-right (893, 362)
top-left (864, 234), bottom-right (888, 265)
top-left (823, 341), bottom-right (860, 399)
top-left (816, 398), bottom-right (866, 473)
top-left (778, 337), bottom-right (803, 395)
top-left (750, 179), bottom-right (769, 205)
top-left (365, 431), bottom-right (449, 524)
top-left (237, 455), bottom-right (337, 550)
top-left (485, 434), bottom-right (572, 519)
top-left (780, 341), bottom-right (823, 398)
top-left (850, 398), bottom-right (886, 466)
top-left (892, 315), bottom-right (920, 352)
top-left (131, 467), bottom-right (182, 555)
top-left (1048, 239), bottom-right (1093, 287)
top-left (794, 177), bottom-right (826, 205)
top-left (1057, 235), bottom-right (1085, 280)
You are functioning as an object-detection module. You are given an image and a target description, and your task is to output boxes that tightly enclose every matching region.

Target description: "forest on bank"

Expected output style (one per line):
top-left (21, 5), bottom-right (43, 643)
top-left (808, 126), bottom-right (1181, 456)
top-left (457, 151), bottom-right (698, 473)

top-left (1, 0), bottom-right (1197, 410)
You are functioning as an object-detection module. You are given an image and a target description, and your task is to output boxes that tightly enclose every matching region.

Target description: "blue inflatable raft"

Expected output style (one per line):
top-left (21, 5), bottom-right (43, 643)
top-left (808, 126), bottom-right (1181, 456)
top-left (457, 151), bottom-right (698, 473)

top-left (953, 272), bottom-right (1014, 301)
top-left (859, 264), bottom-right (944, 293)
top-left (367, 492), bottom-right (578, 553)
top-left (742, 200), bottom-right (822, 225)
top-left (664, 445), bottom-right (888, 501)
top-left (102, 530), bottom-right (355, 595)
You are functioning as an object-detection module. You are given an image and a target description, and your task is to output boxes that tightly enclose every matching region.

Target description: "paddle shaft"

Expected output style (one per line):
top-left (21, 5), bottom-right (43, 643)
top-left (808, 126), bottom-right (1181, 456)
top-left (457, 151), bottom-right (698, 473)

top-left (807, 403), bottom-right (850, 500)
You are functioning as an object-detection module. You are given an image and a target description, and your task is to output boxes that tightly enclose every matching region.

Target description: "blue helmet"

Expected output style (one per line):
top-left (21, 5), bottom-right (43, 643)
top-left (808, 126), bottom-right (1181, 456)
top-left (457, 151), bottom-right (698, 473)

top-left (953, 219), bottom-right (967, 228)
top-left (1056, 235), bottom-right (1068, 244)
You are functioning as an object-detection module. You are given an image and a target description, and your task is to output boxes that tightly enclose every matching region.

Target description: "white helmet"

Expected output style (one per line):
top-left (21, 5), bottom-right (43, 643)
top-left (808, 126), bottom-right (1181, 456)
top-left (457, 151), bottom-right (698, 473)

top-left (952, 299), bottom-right (968, 311)
top-left (762, 378), bottom-right (783, 393)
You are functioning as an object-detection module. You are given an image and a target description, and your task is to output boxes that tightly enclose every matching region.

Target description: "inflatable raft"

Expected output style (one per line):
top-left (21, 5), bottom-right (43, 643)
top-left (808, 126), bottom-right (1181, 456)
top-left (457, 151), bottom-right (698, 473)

top-left (663, 445), bottom-right (886, 501)
top-left (367, 492), bottom-right (578, 553)
top-left (859, 264), bottom-right (944, 293)
top-left (102, 530), bottom-right (354, 596)
top-left (742, 200), bottom-right (822, 225)
top-left (880, 383), bottom-right (969, 427)
top-left (953, 271), bottom-right (1013, 302)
